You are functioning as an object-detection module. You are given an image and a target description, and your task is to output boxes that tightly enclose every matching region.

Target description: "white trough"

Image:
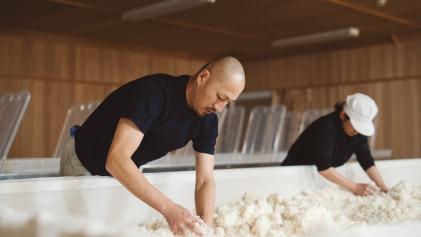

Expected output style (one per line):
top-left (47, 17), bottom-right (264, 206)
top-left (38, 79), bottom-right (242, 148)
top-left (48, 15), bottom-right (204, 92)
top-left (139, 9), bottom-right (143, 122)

top-left (0, 158), bottom-right (420, 236)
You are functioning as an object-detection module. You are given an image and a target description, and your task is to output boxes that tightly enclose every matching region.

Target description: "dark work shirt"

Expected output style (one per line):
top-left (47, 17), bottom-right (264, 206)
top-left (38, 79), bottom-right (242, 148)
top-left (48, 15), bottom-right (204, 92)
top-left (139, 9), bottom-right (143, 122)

top-left (281, 111), bottom-right (375, 171)
top-left (75, 74), bottom-right (218, 176)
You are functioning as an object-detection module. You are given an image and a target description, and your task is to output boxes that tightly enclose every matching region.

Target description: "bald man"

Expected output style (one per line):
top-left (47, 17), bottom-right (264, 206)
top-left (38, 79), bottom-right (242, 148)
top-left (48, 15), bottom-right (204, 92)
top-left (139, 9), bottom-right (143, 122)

top-left (59, 56), bottom-right (245, 234)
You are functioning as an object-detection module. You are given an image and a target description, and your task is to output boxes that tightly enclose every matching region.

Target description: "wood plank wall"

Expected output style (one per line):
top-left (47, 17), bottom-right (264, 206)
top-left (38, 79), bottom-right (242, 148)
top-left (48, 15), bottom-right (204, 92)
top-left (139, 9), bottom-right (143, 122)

top-left (244, 39), bottom-right (421, 159)
top-left (0, 30), bottom-right (206, 157)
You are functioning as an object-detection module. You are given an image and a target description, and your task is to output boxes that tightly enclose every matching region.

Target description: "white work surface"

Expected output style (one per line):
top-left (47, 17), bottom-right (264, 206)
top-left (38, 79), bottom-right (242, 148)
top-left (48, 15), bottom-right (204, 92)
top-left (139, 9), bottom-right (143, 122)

top-left (0, 158), bottom-right (420, 236)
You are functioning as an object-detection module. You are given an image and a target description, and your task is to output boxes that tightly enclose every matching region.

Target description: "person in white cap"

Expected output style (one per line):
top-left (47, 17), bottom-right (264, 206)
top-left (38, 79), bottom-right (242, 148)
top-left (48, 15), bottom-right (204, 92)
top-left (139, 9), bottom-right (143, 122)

top-left (282, 93), bottom-right (389, 196)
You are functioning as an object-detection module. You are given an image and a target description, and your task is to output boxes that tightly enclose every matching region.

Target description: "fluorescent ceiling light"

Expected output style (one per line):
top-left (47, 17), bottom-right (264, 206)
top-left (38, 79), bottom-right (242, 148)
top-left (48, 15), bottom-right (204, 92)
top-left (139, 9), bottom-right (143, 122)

top-left (271, 27), bottom-right (360, 48)
top-left (122, 0), bottom-right (215, 22)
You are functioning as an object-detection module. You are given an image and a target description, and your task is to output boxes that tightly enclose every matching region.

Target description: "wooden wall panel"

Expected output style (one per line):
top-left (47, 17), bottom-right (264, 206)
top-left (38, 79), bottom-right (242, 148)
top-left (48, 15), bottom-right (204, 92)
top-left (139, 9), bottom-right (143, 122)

top-left (0, 31), bottom-right (206, 157)
top-left (244, 39), bottom-right (421, 159)
top-left (245, 39), bottom-right (421, 91)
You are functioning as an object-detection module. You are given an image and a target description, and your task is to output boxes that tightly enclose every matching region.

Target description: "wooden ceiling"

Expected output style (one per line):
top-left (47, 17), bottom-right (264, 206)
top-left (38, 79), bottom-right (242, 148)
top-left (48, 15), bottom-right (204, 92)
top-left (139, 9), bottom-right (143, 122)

top-left (1, 0), bottom-right (421, 60)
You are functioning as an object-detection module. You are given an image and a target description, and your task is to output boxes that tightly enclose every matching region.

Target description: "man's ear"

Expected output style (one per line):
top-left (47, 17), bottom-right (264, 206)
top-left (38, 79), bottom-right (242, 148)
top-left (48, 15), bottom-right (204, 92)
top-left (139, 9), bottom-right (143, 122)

top-left (197, 69), bottom-right (211, 85)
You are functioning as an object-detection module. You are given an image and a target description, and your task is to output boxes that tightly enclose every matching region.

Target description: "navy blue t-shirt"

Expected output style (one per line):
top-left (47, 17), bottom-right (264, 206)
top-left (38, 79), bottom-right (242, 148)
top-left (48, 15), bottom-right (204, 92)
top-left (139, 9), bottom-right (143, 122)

top-left (74, 74), bottom-right (218, 176)
top-left (281, 111), bottom-right (375, 171)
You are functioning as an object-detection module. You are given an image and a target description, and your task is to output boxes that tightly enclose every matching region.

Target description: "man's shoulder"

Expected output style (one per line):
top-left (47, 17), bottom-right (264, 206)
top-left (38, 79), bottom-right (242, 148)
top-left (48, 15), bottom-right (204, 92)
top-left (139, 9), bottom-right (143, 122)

top-left (126, 74), bottom-right (188, 94)
top-left (134, 73), bottom-right (189, 84)
top-left (308, 111), bottom-right (339, 135)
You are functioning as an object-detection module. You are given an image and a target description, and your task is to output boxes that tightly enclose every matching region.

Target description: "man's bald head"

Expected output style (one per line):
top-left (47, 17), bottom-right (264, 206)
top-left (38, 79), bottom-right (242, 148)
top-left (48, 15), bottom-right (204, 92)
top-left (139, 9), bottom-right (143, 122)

top-left (197, 56), bottom-right (245, 87)
top-left (187, 56), bottom-right (246, 117)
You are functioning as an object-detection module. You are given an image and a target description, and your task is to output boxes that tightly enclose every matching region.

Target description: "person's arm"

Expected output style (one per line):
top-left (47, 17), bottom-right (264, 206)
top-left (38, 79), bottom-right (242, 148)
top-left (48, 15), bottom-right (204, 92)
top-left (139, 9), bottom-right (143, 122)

top-left (191, 113), bottom-right (218, 227)
top-left (311, 124), bottom-right (372, 195)
top-left (366, 165), bottom-right (389, 192)
top-left (354, 136), bottom-right (389, 192)
top-left (194, 152), bottom-right (215, 227)
top-left (106, 118), bottom-right (200, 235)
top-left (319, 167), bottom-right (376, 196)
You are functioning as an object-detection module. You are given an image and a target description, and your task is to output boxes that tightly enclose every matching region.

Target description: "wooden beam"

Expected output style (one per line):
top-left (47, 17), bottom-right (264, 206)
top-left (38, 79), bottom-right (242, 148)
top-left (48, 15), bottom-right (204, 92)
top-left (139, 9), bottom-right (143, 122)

top-left (46, 0), bottom-right (264, 42)
top-left (46, 0), bottom-right (118, 13)
top-left (325, 0), bottom-right (421, 30)
top-left (154, 18), bottom-right (266, 42)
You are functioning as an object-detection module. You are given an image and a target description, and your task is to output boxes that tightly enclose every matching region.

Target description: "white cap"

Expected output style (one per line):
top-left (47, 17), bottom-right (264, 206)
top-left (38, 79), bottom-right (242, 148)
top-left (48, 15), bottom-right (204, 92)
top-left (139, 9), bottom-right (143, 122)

top-left (343, 93), bottom-right (378, 136)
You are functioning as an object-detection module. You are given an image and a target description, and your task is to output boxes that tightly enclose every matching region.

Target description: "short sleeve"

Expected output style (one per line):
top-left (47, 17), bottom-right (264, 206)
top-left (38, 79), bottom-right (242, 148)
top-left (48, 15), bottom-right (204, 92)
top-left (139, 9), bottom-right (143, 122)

top-left (121, 82), bottom-right (164, 134)
top-left (192, 114), bottom-right (218, 155)
top-left (355, 136), bottom-right (375, 170)
top-left (312, 125), bottom-right (337, 171)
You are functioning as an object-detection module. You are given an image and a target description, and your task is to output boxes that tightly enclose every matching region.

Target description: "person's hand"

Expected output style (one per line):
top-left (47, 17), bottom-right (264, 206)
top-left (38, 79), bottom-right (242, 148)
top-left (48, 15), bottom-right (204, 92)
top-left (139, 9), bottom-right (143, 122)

top-left (163, 203), bottom-right (204, 236)
top-left (351, 183), bottom-right (377, 196)
top-left (379, 185), bottom-right (389, 193)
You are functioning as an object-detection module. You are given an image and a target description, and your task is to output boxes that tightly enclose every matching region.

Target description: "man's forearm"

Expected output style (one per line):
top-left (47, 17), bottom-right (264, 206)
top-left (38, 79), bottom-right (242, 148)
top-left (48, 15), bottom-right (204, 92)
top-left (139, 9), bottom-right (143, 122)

top-left (319, 167), bottom-right (356, 191)
top-left (195, 178), bottom-right (215, 226)
top-left (366, 165), bottom-right (388, 191)
top-left (106, 155), bottom-right (174, 215)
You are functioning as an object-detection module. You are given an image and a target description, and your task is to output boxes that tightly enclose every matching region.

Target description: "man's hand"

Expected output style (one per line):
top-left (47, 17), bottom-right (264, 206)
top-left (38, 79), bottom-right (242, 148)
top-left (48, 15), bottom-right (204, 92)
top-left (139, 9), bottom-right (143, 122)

top-left (163, 203), bottom-right (204, 236)
top-left (351, 183), bottom-right (377, 196)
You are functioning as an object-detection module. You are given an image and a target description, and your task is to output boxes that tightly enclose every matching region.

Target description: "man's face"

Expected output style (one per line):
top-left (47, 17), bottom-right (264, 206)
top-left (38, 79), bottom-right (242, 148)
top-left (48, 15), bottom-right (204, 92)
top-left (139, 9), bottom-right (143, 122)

top-left (191, 70), bottom-right (244, 117)
top-left (341, 113), bottom-right (359, 137)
